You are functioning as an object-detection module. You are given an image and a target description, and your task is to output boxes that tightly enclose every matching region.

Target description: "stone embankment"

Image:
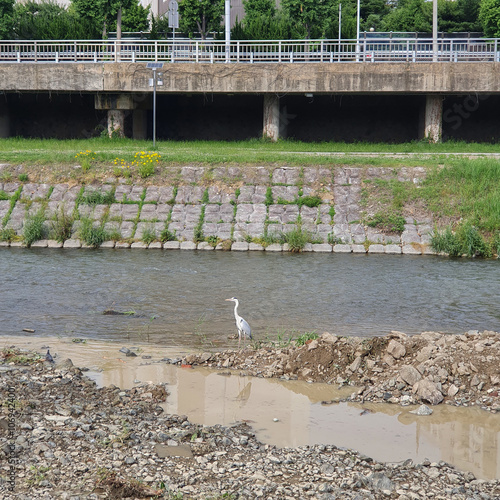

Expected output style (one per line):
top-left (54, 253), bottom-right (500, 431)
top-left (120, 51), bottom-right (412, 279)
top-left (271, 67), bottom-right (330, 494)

top-left (0, 165), bottom-right (434, 254)
top-left (1, 347), bottom-right (499, 499)
top-left (184, 330), bottom-right (500, 412)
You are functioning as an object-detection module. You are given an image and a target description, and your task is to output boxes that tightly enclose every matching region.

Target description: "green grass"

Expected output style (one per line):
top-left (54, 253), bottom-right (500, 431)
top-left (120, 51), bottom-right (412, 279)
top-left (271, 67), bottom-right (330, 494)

top-left (417, 160), bottom-right (500, 233)
top-left (3, 137), bottom-right (500, 166)
top-left (79, 217), bottom-right (107, 248)
top-left (23, 209), bottom-right (47, 247)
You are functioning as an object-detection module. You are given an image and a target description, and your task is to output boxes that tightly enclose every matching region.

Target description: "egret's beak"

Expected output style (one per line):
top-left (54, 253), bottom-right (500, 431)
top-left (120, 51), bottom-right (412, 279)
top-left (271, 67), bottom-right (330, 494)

top-left (225, 298), bottom-right (233, 302)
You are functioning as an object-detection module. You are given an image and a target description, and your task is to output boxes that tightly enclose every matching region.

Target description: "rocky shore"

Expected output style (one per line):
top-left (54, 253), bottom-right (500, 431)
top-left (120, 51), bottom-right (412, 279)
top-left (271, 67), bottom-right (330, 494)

top-left (1, 330), bottom-right (499, 499)
top-left (185, 330), bottom-right (500, 412)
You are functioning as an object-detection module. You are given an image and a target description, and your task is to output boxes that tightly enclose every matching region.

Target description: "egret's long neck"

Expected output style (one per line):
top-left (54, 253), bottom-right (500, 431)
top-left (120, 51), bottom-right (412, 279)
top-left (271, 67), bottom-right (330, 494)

top-left (233, 301), bottom-right (239, 319)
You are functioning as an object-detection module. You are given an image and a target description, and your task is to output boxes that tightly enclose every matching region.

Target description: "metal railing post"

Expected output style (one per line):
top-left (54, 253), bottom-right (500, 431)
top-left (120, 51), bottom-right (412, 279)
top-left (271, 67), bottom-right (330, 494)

top-left (196, 41), bottom-right (199, 63)
top-left (279, 41), bottom-right (282, 63)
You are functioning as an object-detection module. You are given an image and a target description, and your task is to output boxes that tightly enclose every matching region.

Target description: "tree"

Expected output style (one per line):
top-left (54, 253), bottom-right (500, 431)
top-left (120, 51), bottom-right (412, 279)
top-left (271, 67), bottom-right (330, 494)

top-left (179, 0), bottom-right (224, 39)
top-left (71, 0), bottom-right (136, 38)
top-left (281, 0), bottom-right (333, 38)
top-left (479, 0), bottom-right (500, 36)
top-left (438, 0), bottom-right (481, 33)
top-left (121, 2), bottom-right (150, 32)
top-left (232, 0), bottom-right (298, 40)
top-left (243, 0), bottom-right (275, 21)
top-left (360, 0), bottom-right (390, 31)
top-left (12, 1), bottom-right (94, 40)
top-left (381, 0), bottom-right (432, 33)
top-left (0, 0), bottom-right (15, 39)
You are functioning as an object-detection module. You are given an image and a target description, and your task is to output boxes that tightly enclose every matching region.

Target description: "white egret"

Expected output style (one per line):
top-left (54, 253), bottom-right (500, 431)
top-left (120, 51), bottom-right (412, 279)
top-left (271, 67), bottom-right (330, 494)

top-left (225, 297), bottom-right (252, 346)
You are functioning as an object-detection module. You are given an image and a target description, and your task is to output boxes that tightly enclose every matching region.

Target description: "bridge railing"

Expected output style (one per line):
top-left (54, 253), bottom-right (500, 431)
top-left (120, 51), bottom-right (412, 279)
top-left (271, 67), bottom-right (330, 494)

top-left (0, 38), bottom-right (498, 63)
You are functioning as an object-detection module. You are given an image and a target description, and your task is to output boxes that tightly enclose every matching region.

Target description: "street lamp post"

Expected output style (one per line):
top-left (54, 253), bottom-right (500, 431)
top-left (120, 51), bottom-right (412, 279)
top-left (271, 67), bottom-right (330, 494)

top-left (432, 0), bottom-right (438, 62)
top-left (356, 0), bottom-right (360, 62)
top-left (225, 0), bottom-right (230, 63)
top-left (147, 62), bottom-right (164, 148)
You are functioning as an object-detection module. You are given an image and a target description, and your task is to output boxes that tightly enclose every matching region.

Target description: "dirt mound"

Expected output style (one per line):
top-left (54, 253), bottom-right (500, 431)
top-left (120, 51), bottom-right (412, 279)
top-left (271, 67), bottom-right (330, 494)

top-left (184, 329), bottom-right (500, 410)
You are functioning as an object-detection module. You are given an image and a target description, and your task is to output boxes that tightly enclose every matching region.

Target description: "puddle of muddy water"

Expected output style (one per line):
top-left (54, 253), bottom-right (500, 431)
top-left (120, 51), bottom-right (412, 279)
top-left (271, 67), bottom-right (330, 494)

top-left (3, 336), bottom-right (500, 480)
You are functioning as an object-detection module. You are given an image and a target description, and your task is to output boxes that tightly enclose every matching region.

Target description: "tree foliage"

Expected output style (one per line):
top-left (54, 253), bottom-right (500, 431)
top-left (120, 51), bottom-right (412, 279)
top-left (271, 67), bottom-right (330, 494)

top-left (280, 0), bottom-right (332, 38)
top-left (0, 0), bottom-right (15, 39)
top-left (178, 0), bottom-right (224, 39)
top-left (479, 0), bottom-right (500, 37)
top-left (12, 1), bottom-right (94, 39)
top-left (70, 0), bottom-right (137, 38)
top-left (381, 0), bottom-right (432, 33)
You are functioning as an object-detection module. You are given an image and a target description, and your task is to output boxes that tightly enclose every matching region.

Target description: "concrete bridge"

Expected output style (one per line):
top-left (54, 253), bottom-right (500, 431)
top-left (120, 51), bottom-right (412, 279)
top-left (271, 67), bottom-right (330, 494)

top-left (1, 45), bottom-right (499, 141)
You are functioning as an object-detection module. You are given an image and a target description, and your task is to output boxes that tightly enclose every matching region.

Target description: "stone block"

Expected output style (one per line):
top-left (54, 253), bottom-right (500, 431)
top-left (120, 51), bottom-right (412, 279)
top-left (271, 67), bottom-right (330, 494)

top-left (351, 245), bottom-right (366, 253)
top-left (249, 242), bottom-right (264, 251)
top-left (385, 244), bottom-right (402, 254)
top-left (163, 241), bottom-right (180, 250)
top-left (402, 244), bottom-right (421, 255)
top-left (265, 244), bottom-right (282, 252)
top-left (115, 241), bottom-right (131, 248)
top-left (30, 240), bottom-right (48, 248)
top-left (231, 242), bottom-right (249, 251)
top-left (131, 242), bottom-right (148, 249)
top-left (148, 242), bottom-right (162, 249)
top-left (197, 242), bottom-right (214, 251)
top-left (100, 241), bottom-right (116, 248)
top-left (180, 241), bottom-right (197, 250)
top-left (368, 244), bottom-right (385, 253)
top-left (312, 244), bottom-right (332, 253)
top-left (333, 244), bottom-right (352, 253)
top-left (63, 239), bottom-right (81, 248)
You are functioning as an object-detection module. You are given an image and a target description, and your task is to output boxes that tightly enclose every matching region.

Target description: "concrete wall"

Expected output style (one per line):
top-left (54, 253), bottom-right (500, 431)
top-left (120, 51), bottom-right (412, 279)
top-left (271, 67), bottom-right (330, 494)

top-left (1, 63), bottom-right (499, 95)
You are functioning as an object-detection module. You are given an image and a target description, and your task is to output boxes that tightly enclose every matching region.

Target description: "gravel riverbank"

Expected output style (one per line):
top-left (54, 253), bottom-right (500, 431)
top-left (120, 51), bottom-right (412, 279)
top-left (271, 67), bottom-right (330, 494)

top-left (1, 330), bottom-right (500, 499)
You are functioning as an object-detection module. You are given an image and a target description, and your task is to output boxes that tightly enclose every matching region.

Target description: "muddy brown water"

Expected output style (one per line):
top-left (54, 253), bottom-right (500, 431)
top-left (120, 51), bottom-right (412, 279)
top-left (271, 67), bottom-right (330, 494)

top-left (3, 337), bottom-right (500, 481)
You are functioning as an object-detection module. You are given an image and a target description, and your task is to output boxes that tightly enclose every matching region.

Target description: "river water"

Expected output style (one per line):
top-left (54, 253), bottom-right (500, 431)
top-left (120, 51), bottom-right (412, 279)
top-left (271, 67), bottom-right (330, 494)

top-left (0, 248), bottom-right (499, 346)
top-left (1, 248), bottom-right (499, 480)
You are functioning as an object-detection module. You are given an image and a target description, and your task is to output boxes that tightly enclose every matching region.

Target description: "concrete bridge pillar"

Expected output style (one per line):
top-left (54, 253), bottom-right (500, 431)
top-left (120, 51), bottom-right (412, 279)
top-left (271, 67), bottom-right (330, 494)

top-left (95, 94), bottom-right (137, 138)
top-left (423, 95), bottom-right (443, 142)
top-left (0, 99), bottom-right (10, 138)
top-left (263, 94), bottom-right (280, 142)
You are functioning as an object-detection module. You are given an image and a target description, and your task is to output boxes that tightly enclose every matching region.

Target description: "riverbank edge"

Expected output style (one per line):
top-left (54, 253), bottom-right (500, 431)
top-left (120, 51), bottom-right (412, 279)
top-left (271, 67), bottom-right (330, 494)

top-left (0, 238), bottom-right (435, 255)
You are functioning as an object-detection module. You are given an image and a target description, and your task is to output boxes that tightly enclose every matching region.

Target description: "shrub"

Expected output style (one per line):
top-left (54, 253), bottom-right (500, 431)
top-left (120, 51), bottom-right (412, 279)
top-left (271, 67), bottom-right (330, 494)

top-left (23, 210), bottom-right (47, 247)
top-left (430, 227), bottom-right (462, 257)
top-left (431, 223), bottom-right (492, 258)
top-left (366, 211), bottom-right (406, 233)
top-left (298, 195), bottom-right (322, 208)
top-left (141, 226), bottom-right (157, 244)
top-left (50, 207), bottom-right (74, 243)
top-left (160, 227), bottom-right (177, 242)
top-left (81, 189), bottom-right (115, 205)
top-left (456, 223), bottom-right (491, 258)
top-left (0, 228), bottom-right (17, 242)
top-left (283, 226), bottom-right (316, 252)
top-left (79, 217), bottom-right (107, 248)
